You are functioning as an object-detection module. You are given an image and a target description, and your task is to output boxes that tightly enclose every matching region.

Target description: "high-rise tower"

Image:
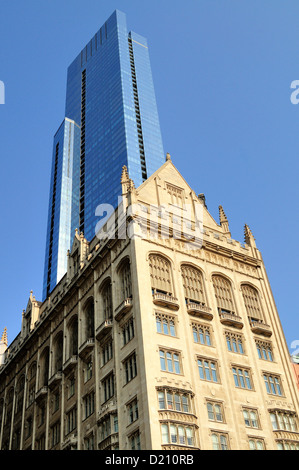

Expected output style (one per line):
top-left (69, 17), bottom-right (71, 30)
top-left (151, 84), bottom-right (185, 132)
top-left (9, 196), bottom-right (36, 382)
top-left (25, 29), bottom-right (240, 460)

top-left (43, 10), bottom-right (164, 299)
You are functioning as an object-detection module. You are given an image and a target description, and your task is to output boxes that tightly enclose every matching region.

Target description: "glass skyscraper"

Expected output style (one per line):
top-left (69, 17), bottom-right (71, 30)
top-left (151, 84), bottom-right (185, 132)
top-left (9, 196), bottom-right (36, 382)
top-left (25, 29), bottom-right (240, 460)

top-left (43, 10), bottom-right (164, 300)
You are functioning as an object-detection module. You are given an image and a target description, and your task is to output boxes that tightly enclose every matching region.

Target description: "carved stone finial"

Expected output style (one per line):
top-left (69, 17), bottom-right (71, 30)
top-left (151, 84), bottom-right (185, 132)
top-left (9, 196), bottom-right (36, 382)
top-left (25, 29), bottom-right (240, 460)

top-left (219, 205), bottom-right (228, 224)
top-left (244, 224), bottom-right (256, 247)
top-left (166, 153), bottom-right (171, 161)
top-left (1, 327), bottom-right (7, 346)
top-left (121, 165), bottom-right (129, 184)
top-left (219, 205), bottom-right (230, 235)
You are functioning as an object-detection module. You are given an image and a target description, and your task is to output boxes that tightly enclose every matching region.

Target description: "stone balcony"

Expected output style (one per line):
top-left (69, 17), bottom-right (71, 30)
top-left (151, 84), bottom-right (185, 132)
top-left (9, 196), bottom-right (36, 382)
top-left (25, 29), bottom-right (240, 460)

top-left (48, 371), bottom-right (63, 389)
top-left (98, 432), bottom-right (119, 451)
top-left (63, 355), bottom-right (78, 374)
top-left (249, 319), bottom-right (272, 337)
top-left (219, 310), bottom-right (244, 329)
top-left (186, 301), bottom-right (213, 320)
top-left (114, 298), bottom-right (133, 321)
top-left (61, 433), bottom-right (78, 450)
top-left (35, 386), bottom-right (48, 402)
top-left (273, 429), bottom-right (299, 443)
top-left (78, 338), bottom-right (95, 359)
top-left (96, 319), bottom-right (113, 340)
top-left (152, 292), bottom-right (179, 310)
top-left (98, 399), bottom-right (118, 422)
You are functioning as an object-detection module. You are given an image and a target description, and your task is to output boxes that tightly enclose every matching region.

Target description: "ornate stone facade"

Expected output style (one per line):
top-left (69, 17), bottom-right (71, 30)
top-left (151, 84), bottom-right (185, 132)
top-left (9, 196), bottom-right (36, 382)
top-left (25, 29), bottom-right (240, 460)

top-left (0, 157), bottom-right (298, 450)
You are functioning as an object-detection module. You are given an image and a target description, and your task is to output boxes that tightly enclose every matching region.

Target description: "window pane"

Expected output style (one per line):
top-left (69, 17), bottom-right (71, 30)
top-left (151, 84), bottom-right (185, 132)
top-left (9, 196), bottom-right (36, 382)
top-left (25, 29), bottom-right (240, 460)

top-left (198, 360), bottom-right (204, 379)
top-left (199, 329), bottom-right (204, 344)
top-left (274, 378), bottom-right (282, 396)
top-left (170, 424), bottom-right (177, 443)
top-left (167, 352), bottom-right (173, 372)
top-left (243, 410), bottom-right (250, 426)
top-left (244, 371), bottom-right (252, 389)
top-left (156, 318), bottom-right (162, 333)
top-left (174, 394), bottom-right (181, 411)
top-left (158, 392), bottom-right (165, 409)
top-left (182, 395), bottom-right (189, 413)
top-left (167, 392), bottom-right (173, 409)
top-left (238, 369), bottom-right (245, 388)
top-left (193, 327), bottom-right (198, 342)
top-left (212, 434), bottom-right (219, 450)
top-left (220, 435), bottom-right (228, 450)
top-left (250, 411), bottom-right (258, 427)
top-left (204, 361), bottom-right (211, 381)
top-left (161, 424), bottom-right (169, 444)
top-left (215, 404), bottom-right (222, 422)
top-left (207, 403), bottom-right (214, 420)
top-left (211, 363), bottom-right (218, 382)
top-left (268, 348), bottom-right (273, 361)
top-left (160, 351), bottom-right (166, 371)
top-left (174, 354), bottom-right (180, 374)
top-left (232, 368), bottom-right (239, 387)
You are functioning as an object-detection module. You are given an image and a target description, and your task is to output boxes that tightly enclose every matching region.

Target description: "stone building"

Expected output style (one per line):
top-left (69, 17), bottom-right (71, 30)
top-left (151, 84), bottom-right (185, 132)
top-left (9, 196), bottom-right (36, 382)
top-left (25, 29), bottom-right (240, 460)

top-left (0, 156), bottom-right (298, 450)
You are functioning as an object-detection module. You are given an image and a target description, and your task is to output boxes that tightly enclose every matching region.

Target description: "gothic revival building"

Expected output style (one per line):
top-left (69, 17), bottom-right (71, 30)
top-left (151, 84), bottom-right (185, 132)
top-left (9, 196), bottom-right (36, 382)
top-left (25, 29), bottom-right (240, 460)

top-left (0, 156), bottom-right (298, 450)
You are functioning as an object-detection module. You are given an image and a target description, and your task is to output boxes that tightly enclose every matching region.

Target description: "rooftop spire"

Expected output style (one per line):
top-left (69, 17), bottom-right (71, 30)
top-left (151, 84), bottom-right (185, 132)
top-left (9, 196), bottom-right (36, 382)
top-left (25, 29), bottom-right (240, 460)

top-left (219, 205), bottom-right (230, 235)
top-left (1, 327), bottom-right (7, 346)
top-left (244, 223), bottom-right (256, 248)
top-left (121, 165), bottom-right (129, 184)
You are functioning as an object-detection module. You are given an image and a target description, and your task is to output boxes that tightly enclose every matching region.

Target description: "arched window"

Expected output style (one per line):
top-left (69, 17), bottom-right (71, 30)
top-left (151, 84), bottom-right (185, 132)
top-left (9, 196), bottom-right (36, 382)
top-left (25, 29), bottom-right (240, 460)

top-left (181, 265), bottom-right (205, 305)
top-left (15, 376), bottom-right (25, 414)
top-left (53, 332), bottom-right (63, 373)
top-left (39, 347), bottom-right (49, 388)
top-left (241, 284), bottom-right (263, 322)
top-left (68, 316), bottom-right (78, 357)
top-left (212, 275), bottom-right (235, 315)
top-left (84, 299), bottom-right (95, 340)
top-left (149, 254), bottom-right (173, 295)
top-left (120, 260), bottom-right (132, 301)
top-left (101, 279), bottom-right (113, 320)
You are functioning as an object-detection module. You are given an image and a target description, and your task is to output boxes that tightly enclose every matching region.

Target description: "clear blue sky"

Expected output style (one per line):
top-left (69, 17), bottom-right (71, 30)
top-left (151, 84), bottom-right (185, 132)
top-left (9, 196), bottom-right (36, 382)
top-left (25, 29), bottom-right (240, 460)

top-left (0, 0), bottom-right (298, 354)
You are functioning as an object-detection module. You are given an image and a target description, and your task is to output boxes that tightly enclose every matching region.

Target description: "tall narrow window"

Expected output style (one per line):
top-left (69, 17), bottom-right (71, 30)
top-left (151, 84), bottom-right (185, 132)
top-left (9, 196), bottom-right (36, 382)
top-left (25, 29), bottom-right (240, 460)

top-left (212, 275), bottom-right (235, 315)
top-left (101, 280), bottom-right (113, 320)
top-left (69, 317), bottom-right (78, 357)
top-left (149, 254), bottom-right (173, 295)
top-left (54, 332), bottom-right (63, 373)
top-left (85, 300), bottom-right (95, 340)
top-left (241, 285), bottom-right (263, 322)
top-left (120, 260), bottom-right (132, 301)
top-left (181, 265), bottom-right (205, 305)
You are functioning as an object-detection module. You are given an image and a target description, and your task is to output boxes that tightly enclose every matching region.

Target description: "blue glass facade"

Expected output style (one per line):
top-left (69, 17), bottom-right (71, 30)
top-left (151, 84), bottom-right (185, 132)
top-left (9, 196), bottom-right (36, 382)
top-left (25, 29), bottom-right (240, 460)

top-left (43, 10), bottom-right (164, 299)
top-left (43, 119), bottom-right (81, 298)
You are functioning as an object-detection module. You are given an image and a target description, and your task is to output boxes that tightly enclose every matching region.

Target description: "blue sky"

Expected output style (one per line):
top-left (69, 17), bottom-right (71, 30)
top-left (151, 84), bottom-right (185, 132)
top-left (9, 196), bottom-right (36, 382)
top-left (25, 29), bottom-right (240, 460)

top-left (0, 0), bottom-right (298, 354)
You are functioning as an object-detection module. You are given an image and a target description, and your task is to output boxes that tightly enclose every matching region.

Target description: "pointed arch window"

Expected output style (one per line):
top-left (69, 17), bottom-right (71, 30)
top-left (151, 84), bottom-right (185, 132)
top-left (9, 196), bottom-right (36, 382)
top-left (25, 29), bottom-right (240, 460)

top-left (39, 348), bottom-right (49, 388)
top-left (149, 254), bottom-right (173, 295)
top-left (241, 284), bottom-right (263, 322)
top-left (68, 316), bottom-right (78, 357)
top-left (212, 275), bottom-right (235, 315)
top-left (120, 260), bottom-right (132, 301)
top-left (85, 300), bottom-right (95, 340)
top-left (101, 280), bottom-right (113, 320)
top-left (53, 332), bottom-right (63, 373)
top-left (181, 265), bottom-right (205, 305)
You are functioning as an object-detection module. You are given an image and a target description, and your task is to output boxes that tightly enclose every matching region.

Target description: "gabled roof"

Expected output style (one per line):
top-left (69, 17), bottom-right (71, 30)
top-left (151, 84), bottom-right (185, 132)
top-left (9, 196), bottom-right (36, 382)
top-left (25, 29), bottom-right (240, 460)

top-left (134, 154), bottom-right (221, 232)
